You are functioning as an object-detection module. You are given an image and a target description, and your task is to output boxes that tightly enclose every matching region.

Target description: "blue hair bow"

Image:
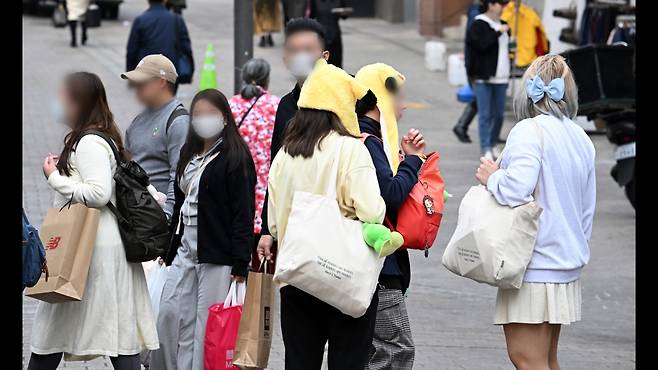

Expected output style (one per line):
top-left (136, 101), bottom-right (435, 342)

top-left (526, 76), bottom-right (565, 104)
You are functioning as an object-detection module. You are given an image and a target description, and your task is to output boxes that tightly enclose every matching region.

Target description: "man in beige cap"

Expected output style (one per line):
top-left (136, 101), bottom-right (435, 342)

top-left (123, 54), bottom-right (190, 221)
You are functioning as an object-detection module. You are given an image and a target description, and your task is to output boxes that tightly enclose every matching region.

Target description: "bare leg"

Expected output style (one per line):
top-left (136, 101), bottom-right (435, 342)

top-left (549, 324), bottom-right (562, 370)
top-left (503, 323), bottom-right (552, 370)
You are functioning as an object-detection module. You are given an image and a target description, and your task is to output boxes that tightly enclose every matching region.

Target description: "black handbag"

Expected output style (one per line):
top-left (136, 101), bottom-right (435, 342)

top-left (77, 131), bottom-right (171, 262)
top-left (85, 3), bottom-right (102, 28)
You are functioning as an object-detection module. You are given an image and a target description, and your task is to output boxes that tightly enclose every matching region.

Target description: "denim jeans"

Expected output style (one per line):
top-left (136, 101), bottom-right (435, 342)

top-left (474, 82), bottom-right (508, 153)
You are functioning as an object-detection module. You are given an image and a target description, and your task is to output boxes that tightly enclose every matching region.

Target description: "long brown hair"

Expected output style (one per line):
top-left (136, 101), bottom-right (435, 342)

top-left (283, 108), bottom-right (357, 158)
top-left (56, 72), bottom-right (127, 176)
top-left (175, 89), bottom-right (254, 180)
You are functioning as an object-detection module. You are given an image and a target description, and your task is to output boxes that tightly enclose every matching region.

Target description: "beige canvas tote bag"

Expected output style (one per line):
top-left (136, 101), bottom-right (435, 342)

top-left (442, 120), bottom-right (544, 289)
top-left (273, 139), bottom-right (384, 318)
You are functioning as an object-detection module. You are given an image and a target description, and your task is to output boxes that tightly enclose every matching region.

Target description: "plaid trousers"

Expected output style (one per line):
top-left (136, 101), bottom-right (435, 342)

top-left (366, 288), bottom-right (415, 370)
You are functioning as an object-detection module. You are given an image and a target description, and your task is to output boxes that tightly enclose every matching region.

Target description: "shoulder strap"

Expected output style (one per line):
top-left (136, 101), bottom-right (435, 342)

top-left (237, 94), bottom-right (263, 128)
top-left (530, 118), bottom-right (544, 199)
top-left (495, 118), bottom-right (544, 199)
top-left (166, 104), bottom-right (189, 134)
top-left (173, 13), bottom-right (182, 53)
top-left (77, 130), bottom-right (122, 166)
top-left (324, 139), bottom-right (345, 198)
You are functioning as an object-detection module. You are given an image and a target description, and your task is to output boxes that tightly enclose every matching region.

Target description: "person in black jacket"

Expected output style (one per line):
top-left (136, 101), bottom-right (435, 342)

top-left (310, 0), bottom-right (348, 68)
top-left (466, 0), bottom-right (510, 160)
top-left (453, 0), bottom-right (483, 143)
top-left (257, 18), bottom-right (329, 272)
top-left (355, 74), bottom-right (427, 370)
top-left (151, 89), bottom-right (256, 370)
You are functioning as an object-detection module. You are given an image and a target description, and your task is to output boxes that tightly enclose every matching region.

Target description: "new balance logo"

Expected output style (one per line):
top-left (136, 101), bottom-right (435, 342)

top-left (45, 236), bottom-right (61, 250)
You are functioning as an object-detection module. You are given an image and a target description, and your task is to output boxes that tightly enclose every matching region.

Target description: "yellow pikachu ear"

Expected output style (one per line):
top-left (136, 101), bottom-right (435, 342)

top-left (350, 78), bottom-right (369, 101)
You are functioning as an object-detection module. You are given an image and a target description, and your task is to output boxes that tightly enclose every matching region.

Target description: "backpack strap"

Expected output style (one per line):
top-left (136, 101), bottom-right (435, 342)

top-left (166, 104), bottom-right (189, 134)
top-left (359, 132), bottom-right (395, 230)
top-left (359, 132), bottom-right (381, 144)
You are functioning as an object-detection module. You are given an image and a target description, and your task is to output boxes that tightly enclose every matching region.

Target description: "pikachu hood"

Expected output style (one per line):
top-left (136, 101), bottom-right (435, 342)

top-left (297, 59), bottom-right (369, 136)
top-left (355, 63), bottom-right (406, 173)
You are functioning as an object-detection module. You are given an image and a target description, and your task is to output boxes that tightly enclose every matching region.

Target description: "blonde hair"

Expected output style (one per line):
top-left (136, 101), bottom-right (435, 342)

top-left (513, 54), bottom-right (579, 121)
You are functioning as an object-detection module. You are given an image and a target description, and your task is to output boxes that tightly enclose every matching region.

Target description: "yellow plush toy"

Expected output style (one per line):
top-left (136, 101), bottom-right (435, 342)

top-left (355, 63), bottom-right (406, 174)
top-left (297, 59), bottom-right (369, 136)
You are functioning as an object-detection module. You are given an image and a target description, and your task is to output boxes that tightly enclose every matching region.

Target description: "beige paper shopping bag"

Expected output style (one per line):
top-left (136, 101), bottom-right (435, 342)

top-left (233, 266), bottom-right (276, 369)
top-left (25, 204), bottom-right (100, 303)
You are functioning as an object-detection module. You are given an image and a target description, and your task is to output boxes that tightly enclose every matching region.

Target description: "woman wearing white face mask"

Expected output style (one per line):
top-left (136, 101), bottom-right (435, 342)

top-left (149, 89), bottom-right (256, 370)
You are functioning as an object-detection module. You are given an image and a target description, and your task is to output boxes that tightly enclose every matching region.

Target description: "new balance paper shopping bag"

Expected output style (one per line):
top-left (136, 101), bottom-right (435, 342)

top-left (234, 262), bottom-right (275, 369)
top-left (273, 141), bottom-right (384, 318)
top-left (25, 204), bottom-right (100, 303)
top-left (205, 281), bottom-right (246, 370)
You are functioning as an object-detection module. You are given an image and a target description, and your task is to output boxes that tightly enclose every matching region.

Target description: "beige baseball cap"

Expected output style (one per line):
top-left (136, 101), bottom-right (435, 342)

top-left (121, 54), bottom-right (178, 84)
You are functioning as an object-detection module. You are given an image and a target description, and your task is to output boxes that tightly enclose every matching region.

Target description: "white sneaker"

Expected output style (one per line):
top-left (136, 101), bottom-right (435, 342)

top-left (483, 150), bottom-right (494, 161)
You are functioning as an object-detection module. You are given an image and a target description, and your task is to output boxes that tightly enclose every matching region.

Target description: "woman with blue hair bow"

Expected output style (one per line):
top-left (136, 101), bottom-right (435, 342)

top-left (474, 54), bottom-right (597, 370)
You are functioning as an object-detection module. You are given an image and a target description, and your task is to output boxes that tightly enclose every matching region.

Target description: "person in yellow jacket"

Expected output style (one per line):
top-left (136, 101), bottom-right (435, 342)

top-left (264, 58), bottom-right (386, 370)
top-left (501, 1), bottom-right (550, 67)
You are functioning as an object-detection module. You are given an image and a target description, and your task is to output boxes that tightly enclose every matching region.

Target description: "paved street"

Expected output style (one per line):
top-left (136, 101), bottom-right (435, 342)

top-left (22, 0), bottom-right (635, 369)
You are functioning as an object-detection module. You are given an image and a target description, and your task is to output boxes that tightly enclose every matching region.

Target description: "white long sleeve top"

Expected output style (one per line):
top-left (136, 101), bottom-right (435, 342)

top-left (486, 114), bottom-right (596, 283)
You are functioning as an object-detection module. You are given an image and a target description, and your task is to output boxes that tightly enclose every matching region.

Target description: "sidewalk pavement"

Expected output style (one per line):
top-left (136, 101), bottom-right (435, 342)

top-left (23, 1), bottom-right (635, 369)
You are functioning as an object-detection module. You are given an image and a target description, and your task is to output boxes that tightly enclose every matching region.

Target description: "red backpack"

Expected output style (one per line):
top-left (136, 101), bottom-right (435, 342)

top-left (361, 134), bottom-right (446, 256)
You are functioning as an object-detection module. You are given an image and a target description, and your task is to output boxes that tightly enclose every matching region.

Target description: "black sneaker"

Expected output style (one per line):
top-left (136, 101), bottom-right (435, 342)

top-left (453, 126), bottom-right (472, 143)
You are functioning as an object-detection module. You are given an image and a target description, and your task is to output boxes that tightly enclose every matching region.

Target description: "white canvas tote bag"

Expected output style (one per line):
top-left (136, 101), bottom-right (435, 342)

top-left (273, 139), bottom-right (384, 318)
top-left (442, 120), bottom-right (544, 289)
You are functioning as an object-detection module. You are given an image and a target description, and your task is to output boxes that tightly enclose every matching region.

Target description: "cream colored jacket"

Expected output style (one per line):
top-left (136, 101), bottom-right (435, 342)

top-left (268, 132), bottom-right (386, 246)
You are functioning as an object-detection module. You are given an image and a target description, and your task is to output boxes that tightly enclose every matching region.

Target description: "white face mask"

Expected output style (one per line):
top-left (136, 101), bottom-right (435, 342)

top-left (287, 52), bottom-right (317, 80)
top-left (191, 115), bottom-right (225, 139)
top-left (50, 99), bottom-right (68, 125)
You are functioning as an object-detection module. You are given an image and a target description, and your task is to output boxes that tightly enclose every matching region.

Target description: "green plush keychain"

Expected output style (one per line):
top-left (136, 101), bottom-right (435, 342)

top-left (363, 190), bottom-right (451, 257)
top-left (362, 223), bottom-right (404, 258)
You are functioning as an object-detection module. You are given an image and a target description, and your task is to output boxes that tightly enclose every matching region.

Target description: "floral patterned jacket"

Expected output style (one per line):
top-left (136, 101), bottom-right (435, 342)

top-left (229, 91), bottom-right (280, 234)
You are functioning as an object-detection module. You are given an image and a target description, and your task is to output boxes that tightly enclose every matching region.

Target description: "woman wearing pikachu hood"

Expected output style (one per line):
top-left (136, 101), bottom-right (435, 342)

top-left (355, 63), bottom-right (427, 370)
top-left (267, 58), bottom-right (387, 370)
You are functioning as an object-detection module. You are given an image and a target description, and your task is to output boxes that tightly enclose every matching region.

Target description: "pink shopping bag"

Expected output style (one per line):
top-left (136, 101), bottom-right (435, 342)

top-left (205, 281), bottom-right (246, 370)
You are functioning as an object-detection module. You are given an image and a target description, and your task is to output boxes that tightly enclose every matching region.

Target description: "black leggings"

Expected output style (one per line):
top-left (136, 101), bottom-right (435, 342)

top-left (68, 20), bottom-right (87, 45)
top-left (28, 353), bottom-right (141, 370)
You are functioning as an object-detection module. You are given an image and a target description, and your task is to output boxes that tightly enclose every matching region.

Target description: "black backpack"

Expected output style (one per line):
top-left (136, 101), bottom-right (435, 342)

top-left (77, 131), bottom-right (170, 262)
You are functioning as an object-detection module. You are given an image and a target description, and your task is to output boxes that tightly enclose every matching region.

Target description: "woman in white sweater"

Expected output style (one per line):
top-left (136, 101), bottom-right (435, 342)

top-left (475, 55), bottom-right (596, 370)
top-left (28, 72), bottom-right (159, 370)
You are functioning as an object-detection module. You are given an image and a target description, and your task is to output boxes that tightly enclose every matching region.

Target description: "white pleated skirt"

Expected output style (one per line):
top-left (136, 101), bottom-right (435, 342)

top-left (494, 280), bottom-right (581, 325)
